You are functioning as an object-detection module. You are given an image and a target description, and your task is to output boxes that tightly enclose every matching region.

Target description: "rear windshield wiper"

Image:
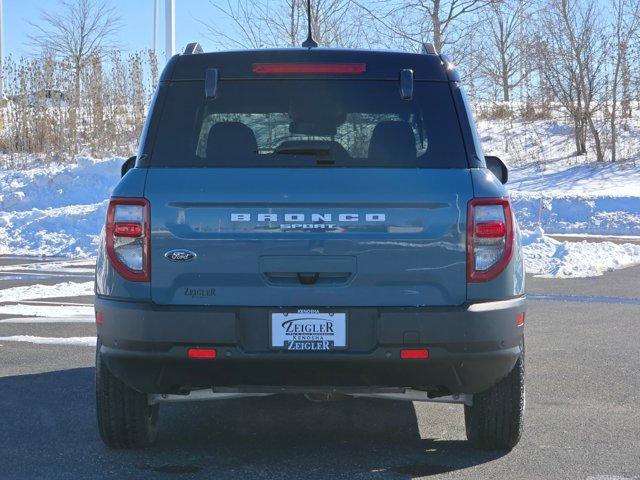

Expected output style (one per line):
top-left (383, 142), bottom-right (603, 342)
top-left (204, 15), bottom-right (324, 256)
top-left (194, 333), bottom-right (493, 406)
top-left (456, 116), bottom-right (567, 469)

top-left (274, 146), bottom-right (335, 165)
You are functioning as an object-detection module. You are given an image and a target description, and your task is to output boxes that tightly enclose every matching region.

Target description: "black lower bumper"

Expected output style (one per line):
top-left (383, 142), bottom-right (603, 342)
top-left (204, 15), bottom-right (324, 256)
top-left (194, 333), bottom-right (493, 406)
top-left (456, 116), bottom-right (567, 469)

top-left (95, 297), bottom-right (525, 395)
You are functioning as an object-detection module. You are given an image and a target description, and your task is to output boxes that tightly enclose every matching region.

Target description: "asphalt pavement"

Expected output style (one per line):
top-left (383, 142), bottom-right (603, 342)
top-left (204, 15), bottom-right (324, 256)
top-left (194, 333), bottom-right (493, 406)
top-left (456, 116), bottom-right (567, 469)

top-left (0, 256), bottom-right (638, 479)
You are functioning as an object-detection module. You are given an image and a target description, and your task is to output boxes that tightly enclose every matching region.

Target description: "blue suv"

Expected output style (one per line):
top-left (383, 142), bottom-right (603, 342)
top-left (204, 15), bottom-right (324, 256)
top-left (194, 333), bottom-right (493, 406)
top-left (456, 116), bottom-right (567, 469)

top-left (95, 43), bottom-right (526, 450)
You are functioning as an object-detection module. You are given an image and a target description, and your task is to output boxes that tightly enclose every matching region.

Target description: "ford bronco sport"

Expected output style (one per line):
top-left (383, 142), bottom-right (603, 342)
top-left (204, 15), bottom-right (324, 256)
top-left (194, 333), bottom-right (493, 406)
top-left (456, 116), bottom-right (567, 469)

top-left (95, 43), bottom-right (526, 450)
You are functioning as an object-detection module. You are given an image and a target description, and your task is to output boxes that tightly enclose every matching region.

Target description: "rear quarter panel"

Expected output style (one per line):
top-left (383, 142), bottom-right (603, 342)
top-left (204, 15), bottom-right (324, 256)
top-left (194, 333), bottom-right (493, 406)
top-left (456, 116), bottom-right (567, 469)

top-left (95, 168), bottom-right (151, 300)
top-left (467, 168), bottom-right (525, 301)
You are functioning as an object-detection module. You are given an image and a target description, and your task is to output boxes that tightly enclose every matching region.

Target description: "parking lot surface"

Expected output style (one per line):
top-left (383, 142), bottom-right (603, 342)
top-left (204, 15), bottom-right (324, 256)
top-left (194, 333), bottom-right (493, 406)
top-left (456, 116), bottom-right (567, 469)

top-left (0, 256), bottom-right (638, 479)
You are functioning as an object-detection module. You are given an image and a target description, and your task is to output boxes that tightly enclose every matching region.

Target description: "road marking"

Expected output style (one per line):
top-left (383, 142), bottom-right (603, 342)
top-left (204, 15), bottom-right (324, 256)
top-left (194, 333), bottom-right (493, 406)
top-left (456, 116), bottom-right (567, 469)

top-left (0, 281), bottom-right (93, 304)
top-left (0, 303), bottom-right (93, 319)
top-left (6, 300), bottom-right (93, 306)
top-left (0, 272), bottom-right (94, 279)
top-left (0, 335), bottom-right (96, 346)
top-left (0, 317), bottom-right (94, 323)
top-left (529, 294), bottom-right (640, 305)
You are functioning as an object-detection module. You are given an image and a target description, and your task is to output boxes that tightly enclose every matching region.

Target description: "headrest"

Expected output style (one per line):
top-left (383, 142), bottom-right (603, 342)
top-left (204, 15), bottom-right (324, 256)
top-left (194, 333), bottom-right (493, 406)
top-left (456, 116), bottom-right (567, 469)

top-left (368, 120), bottom-right (417, 163)
top-left (207, 122), bottom-right (258, 164)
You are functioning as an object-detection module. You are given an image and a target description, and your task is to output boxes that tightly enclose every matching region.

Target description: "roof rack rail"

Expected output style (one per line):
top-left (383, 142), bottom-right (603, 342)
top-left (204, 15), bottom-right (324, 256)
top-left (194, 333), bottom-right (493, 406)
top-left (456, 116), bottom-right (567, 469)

top-left (422, 43), bottom-right (437, 55)
top-left (183, 42), bottom-right (203, 55)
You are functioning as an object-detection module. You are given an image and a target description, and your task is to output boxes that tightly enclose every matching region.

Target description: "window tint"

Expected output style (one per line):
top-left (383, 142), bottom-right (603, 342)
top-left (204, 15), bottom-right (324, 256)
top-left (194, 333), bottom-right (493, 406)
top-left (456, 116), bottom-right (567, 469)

top-left (150, 80), bottom-right (468, 168)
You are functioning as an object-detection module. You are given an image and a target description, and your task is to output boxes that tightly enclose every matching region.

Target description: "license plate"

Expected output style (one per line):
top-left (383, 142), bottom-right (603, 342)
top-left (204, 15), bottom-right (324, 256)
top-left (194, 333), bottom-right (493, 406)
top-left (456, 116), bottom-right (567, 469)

top-left (271, 310), bottom-right (347, 351)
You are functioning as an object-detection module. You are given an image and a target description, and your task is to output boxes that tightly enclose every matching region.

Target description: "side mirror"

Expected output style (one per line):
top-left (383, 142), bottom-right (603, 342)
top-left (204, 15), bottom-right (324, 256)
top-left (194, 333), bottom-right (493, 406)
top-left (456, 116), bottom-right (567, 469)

top-left (485, 155), bottom-right (508, 184)
top-left (121, 156), bottom-right (136, 177)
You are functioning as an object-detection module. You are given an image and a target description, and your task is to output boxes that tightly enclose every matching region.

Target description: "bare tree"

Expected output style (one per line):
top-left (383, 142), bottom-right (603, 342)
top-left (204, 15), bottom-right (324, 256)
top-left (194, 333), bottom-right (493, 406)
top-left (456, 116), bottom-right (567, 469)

top-left (199, 0), bottom-right (277, 49)
top-left (608, 0), bottom-right (640, 161)
top-left (28, 0), bottom-right (121, 153)
top-left (363, 0), bottom-right (494, 52)
top-left (352, 0), bottom-right (493, 83)
top-left (537, 0), bottom-right (607, 160)
top-left (28, 0), bottom-right (122, 101)
top-left (200, 0), bottom-right (363, 49)
top-left (416, 0), bottom-right (495, 53)
top-left (478, 0), bottom-right (532, 102)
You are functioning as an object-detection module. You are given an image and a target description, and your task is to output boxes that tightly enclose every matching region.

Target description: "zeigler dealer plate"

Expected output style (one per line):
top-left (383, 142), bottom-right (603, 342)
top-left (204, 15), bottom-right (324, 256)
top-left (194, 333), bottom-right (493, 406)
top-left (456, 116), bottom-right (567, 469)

top-left (271, 310), bottom-right (347, 351)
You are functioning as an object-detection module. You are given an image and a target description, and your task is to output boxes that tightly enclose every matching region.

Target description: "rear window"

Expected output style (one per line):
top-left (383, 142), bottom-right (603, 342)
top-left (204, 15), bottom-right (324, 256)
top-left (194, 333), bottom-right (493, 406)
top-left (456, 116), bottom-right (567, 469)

top-left (149, 80), bottom-right (468, 168)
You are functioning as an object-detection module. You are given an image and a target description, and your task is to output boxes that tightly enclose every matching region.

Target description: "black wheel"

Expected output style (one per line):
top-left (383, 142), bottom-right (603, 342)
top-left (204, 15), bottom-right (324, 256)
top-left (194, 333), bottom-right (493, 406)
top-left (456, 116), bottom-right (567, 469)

top-left (95, 342), bottom-right (159, 449)
top-left (464, 352), bottom-right (525, 450)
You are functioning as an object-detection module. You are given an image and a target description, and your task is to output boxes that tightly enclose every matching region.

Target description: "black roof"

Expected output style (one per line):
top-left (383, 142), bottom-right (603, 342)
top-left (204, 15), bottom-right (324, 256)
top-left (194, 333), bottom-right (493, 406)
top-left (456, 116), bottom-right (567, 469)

top-left (160, 48), bottom-right (458, 83)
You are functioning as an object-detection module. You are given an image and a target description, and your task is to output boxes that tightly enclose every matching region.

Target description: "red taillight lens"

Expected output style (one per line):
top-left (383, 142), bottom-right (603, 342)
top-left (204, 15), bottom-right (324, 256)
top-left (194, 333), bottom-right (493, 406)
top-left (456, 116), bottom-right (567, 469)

top-left (475, 220), bottom-right (506, 238)
top-left (105, 198), bottom-right (150, 282)
top-left (400, 349), bottom-right (429, 359)
top-left (188, 348), bottom-right (217, 359)
top-left (467, 198), bottom-right (514, 282)
top-left (516, 312), bottom-right (525, 327)
top-left (252, 63), bottom-right (366, 74)
top-left (95, 311), bottom-right (104, 325)
top-left (113, 222), bottom-right (143, 237)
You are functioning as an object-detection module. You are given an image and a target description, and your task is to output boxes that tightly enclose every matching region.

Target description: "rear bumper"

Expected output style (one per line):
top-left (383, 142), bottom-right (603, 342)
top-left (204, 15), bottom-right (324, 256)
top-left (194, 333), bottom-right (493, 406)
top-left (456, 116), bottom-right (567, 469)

top-left (95, 296), bottom-right (525, 395)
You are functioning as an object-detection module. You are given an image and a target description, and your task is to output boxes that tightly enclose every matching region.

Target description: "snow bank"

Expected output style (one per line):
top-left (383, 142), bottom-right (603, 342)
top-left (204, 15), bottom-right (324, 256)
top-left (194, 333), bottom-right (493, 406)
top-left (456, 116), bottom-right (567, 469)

top-left (512, 195), bottom-right (640, 235)
top-left (0, 157), bottom-right (122, 257)
top-left (509, 161), bottom-right (640, 235)
top-left (522, 227), bottom-right (640, 278)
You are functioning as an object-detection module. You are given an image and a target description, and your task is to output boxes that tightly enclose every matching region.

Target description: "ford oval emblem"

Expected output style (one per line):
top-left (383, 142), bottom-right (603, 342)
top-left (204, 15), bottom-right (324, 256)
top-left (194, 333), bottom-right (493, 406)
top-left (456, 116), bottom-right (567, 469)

top-left (164, 249), bottom-right (197, 262)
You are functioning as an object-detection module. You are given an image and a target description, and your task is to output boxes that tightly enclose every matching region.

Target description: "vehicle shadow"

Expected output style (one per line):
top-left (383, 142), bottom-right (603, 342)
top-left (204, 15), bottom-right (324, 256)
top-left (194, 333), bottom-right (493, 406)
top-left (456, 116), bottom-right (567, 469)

top-left (0, 368), bottom-right (508, 479)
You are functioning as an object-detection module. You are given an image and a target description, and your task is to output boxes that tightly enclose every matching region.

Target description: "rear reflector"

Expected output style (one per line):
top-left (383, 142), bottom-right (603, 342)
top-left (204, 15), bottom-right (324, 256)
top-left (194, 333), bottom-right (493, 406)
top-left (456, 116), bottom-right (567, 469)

top-left (187, 348), bottom-right (217, 359)
top-left (113, 222), bottom-right (143, 238)
top-left (475, 220), bottom-right (506, 238)
top-left (516, 312), bottom-right (525, 327)
top-left (252, 63), bottom-right (366, 74)
top-left (400, 349), bottom-right (429, 359)
top-left (95, 312), bottom-right (104, 325)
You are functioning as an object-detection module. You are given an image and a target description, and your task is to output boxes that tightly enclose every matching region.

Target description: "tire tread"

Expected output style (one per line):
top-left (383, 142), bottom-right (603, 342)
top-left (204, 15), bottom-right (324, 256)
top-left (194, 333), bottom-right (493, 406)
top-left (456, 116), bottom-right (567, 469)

top-left (465, 353), bottom-right (524, 450)
top-left (96, 344), bottom-right (158, 449)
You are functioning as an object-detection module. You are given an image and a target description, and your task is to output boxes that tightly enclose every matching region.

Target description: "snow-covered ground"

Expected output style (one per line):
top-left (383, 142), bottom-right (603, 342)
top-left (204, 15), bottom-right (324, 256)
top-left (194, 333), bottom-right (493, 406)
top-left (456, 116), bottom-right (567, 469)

top-left (1, 118), bottom-right (639, 279)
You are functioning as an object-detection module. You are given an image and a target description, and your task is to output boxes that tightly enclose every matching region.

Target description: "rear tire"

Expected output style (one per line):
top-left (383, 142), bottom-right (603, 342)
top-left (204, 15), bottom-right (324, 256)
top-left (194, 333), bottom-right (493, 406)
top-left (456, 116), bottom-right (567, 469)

top-left (464, 353), bottom-right (524, 450)
top-left (95, 342), bottom-right (159, 449)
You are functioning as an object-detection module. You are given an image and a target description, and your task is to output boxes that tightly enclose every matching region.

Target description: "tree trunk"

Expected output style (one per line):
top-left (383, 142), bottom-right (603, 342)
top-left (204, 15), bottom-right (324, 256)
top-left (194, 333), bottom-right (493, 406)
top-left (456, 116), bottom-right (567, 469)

top-left (573, 117), bottom-right (583, 155)
top-left (69, 58), bottom-right (83, 154)
top-left (588, 116), bottom-right (605, 162)
top-left (502, 61), bottom-right (510, 102)
top-left (431, 0), bottom-right (443, 52)
top-left (289, 0), bottom-right (297, 47)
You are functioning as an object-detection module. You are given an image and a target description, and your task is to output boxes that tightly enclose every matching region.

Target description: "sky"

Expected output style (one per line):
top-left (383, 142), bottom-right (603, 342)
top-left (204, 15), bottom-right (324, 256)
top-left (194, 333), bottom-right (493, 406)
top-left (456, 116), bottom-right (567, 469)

top-left (3, 0), bottom-right (227, 60)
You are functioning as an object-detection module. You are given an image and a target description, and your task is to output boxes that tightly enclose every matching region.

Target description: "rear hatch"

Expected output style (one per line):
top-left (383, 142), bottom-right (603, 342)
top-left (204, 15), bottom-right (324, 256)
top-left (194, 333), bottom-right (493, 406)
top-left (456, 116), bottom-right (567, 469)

top-left (144, 61), bottom-right (471, 307)
top-left (146, 168), bottom-right (471, 306)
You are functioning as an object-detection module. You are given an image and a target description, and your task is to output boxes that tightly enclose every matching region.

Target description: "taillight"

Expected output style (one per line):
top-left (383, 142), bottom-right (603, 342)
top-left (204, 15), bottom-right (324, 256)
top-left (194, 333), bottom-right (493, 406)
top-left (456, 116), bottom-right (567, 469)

top-left (467, 198), bottom-right (514, 282)
top-left (105, 198), bottom-right (150, 282)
